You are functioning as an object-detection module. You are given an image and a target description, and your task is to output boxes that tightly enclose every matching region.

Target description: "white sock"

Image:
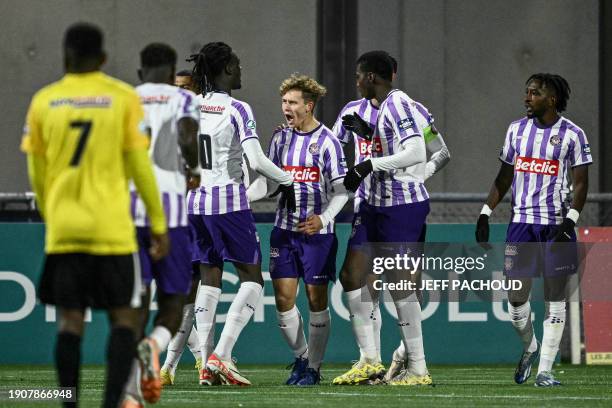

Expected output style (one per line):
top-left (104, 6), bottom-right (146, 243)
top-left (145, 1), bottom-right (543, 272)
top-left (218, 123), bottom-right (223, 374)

top-left (195, 285), bottom-right (221, 362)
top-left (508, 301), bottom-right (537, 352)
top-left (201, 317), bottom-right (215, 361)
top-left (187, 325), bottom-right (203, 361)
top-left (307, 309), bottom-right (331, 370)
top-left (371, 297), bottom-right (382, 362)
top-left (346, 288), bottom-right (377, 362)
top-left (123, 360), bottom-right (141, 398)
top-left (393, 293), bottom-right (427, 376)
top-left (394, 341), bottom-right (407, 361)
top-left (538, 301), bottom-right (566, 374)
top-left (277, 306), bottom-right (308, 358)
top-left (149, 326), bottom-right (172, 353)
top-left (163, 303), bottom-right (195, 372)
top-left (214, 281), bottom-right (262, 360)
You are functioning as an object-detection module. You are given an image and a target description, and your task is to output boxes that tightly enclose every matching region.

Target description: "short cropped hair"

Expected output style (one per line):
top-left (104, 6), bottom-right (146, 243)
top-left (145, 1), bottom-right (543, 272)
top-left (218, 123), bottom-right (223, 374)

top-left (356, 51), bottom-right (394, 81)
top-left (64, 23), bottom-right (103, 58)
top-left (176, 69), bottom-right (192, 77)
top-left (140, 43), bottom-right (177, 68)
top-left (279, 74), bottom-right (327, 105)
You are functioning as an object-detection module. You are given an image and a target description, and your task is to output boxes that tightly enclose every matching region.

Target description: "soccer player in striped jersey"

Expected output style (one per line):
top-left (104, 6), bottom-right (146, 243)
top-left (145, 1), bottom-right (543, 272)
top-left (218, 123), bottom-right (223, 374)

top-left (331, 57), bottom-right (450, 384)
top-left (120, 43), bottom-right (199, 407)
top-left (22, 23), bottom-right (168, 408)
top-left (159, 69), bottom-right (204, 388)
top-left (333, 51), bottom-right (433, 386)
top-left (476, 74), bottom-right (591, 387)
top-left (248, 74), bottom-right (348, 385)
top-left (186, 42), bottom-right (295, 386)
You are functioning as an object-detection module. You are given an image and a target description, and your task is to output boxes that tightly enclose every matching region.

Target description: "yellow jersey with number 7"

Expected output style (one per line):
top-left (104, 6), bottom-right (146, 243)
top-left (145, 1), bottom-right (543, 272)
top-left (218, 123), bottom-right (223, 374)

top-left (21, 71), bottom-right (151, 254)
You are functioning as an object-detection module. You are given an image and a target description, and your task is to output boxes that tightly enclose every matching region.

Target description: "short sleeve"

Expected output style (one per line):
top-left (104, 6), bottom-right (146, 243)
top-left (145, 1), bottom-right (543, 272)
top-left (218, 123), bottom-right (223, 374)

top-left (323, 135), bottom-right (348, 182)
top-left (123, 91), bottom-right (150, 151)
top-left (230, 100), bottom-right (259, 143)
top-left (20, 96), bottom-right (45, 155)
top-left (386, 95), bottom-right (421, 145)
top-left (499, 124), bottom-right (516, 165)
top-left (569, 130), bottom-right (593, 167)
top-left (176, 89), bottom-right (200, 122)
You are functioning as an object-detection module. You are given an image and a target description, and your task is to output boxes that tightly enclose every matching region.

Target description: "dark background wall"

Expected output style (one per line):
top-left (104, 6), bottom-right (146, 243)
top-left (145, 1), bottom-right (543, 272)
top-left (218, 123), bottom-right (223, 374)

top-left (1, 0), bottom-right (605, 194)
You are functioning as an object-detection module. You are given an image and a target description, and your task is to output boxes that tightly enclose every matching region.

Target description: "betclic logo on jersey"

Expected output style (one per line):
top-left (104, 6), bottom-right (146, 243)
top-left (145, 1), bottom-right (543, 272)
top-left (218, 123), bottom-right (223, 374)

top-left (284, 166), bottom-right (320, 182)
top-left (514, 156), bottom-right (559, 176)
top-left (358, 137), bottom-right (383, 156)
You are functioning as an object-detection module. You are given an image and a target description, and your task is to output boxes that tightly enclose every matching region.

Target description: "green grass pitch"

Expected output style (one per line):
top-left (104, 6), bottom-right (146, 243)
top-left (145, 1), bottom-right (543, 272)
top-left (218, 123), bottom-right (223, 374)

top-left (1, 364), bottom-right (611, 407)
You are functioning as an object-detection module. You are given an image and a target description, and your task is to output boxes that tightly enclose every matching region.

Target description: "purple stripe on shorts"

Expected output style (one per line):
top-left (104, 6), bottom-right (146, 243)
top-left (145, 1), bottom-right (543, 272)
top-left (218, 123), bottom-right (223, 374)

top-left (518, 124), bottom-right (537, 223)
top-left (226, 184), bottom-right (234, 211)
top-left (211, 186), bottom-right (220, 215)
top-left (239, 184), bottom-right (248, 210)
top-left (532, 128), bottom-right (552, 224)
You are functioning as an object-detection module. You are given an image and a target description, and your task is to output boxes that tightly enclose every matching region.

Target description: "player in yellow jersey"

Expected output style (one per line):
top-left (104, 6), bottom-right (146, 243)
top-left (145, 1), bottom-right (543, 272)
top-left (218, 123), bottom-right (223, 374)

top-left (21, 23), bottom-right (168, 408)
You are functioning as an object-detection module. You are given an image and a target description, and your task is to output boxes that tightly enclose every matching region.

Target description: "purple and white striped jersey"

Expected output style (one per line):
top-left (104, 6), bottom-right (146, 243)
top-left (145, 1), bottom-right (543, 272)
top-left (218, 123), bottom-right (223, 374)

top-left (499, 116), bottom-right (592, 225)
top-left (131, 83), bottom-right (199, 228)
top-left (187, 91), bottom-right (258, 215)
top-left (369, 89), bottom-right (430, 207)
top-left (332, 98), bottom-right (379, 212)
top-left (268, 124), bottom-right (348, 234)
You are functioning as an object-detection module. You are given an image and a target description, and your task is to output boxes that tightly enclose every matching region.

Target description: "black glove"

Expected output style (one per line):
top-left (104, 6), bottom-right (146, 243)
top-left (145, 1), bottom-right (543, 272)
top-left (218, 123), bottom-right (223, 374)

top-left (552, 218), bottom-right (575, 243)
top-left (344, 160), bottom-right (373, 192)
top-left (270, 183), bottom-right (296, 213)
top-left (475, 214), bottom-right (491, 249)
top-left (342, 112), bottom-right (373, 141)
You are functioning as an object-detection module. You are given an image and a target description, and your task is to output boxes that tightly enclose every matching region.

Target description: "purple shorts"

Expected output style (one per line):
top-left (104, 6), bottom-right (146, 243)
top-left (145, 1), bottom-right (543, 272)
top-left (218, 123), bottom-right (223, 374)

top-left (348, 201), bottom-right (429, 247)
top-left (504, 222), bottom-right (578, 278)
top-left (269, 227), bottom-right (338, 285)
top-left (189, 210), bottom-right (261, 269)
top-left (137, 227), bottom-right (192, 295)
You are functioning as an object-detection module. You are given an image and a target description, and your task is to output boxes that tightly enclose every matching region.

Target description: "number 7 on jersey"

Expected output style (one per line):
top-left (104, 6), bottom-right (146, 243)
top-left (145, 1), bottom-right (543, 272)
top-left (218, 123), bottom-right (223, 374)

top-left (69, 120), bottom-right (92, 166)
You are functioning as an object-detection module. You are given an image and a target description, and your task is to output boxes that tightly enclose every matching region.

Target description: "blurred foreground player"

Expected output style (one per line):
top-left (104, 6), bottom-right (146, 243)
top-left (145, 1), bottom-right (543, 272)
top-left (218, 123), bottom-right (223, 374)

top-left (248, 74), bottom-right (348, 385)
top-left (121, 43), bottom-right (200, 407)
top-left (476, 73), bottom-right (591, 387)
top-left (21, 23), bottom-right (168, 408)
top-left (333, 51), bottom-right (432, 386)
top-left (187, 42), bottom-right (295, 386)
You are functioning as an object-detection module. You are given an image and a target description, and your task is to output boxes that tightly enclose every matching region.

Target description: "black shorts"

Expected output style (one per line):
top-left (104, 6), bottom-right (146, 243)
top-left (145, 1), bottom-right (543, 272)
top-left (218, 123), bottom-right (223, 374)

top-left (39, 253), bottom-right (141, 309)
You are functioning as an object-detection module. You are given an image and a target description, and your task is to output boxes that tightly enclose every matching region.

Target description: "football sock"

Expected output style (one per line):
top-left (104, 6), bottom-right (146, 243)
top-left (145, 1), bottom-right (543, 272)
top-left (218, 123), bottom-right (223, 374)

top-left (308, 309), bottom-right (331, 370)
top-left (538, 301), bottom-right (566, 374)
top-left (104, 327), bottom-right (135, 408)
top-left (394, 293), bottom-right (428, 376)
top-left (149, 326), bottom-right (172, 354)
top-left (508, 301), bottom-right (538, 352)
top-left (214, 282), bottom-right (262, 360)
top-left (394, 341), bottom-right (407, 361)
top-left (200, 318), bottom-right (215, 361)
top-left (276, 305), bottom-right (308, 358)
top-left (346, 288), bottom-right (377, 362)
top-left (163, 304), bottom-right (195, 372)
top-left (188, 325), bottom-right (203, 361)
top-left (371, 297), bottom-right (383, 362)
top-left (195, 285), bottom-right (221, 362)
top-left (55, 332), bottom-right (81, 408)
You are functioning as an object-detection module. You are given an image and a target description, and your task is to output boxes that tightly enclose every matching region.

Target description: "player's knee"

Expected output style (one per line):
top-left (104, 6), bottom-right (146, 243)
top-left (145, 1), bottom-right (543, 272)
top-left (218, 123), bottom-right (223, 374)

top-left (274, 292), bottom-right (296, 312)
top-left (339, 268), bottom-right (359, 292)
